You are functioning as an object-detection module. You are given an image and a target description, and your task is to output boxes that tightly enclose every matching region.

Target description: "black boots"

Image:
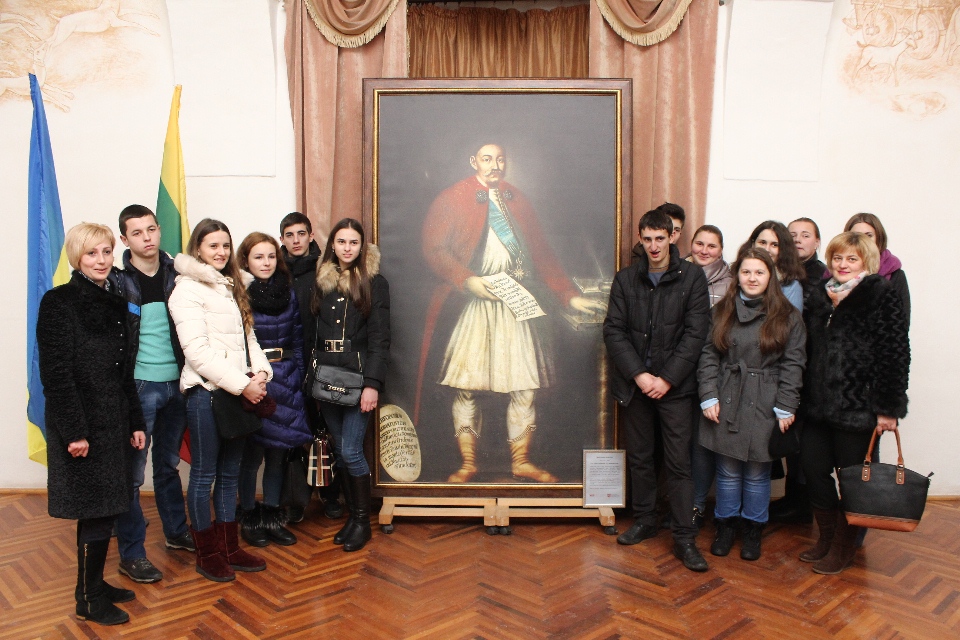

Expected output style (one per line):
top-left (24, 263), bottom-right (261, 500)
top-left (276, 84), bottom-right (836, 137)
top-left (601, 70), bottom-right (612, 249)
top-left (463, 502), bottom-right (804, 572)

top-left (333, 473), bottom-right (354, 545)
top-left (769, 483), bottom-right (812, 524)
top-left (739, 519), bottom-right (764, 561)
top-left (262, 504), bottom-right (297, 546)
top-left (75, 539), bottom-right (131, 626)
top-left (240, 502), bottom-right (297, 546)
top-left (710, 517), bottom-right (738, 557)
top-left (332, 474), bottom-right (372, 552)
top-left (239, 503), bottom-right (268, 548)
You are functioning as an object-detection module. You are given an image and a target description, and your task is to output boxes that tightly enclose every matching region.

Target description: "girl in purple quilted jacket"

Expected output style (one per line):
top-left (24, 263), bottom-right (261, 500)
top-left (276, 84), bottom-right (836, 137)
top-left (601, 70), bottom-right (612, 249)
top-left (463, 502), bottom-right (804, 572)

top-left (237, 232), bottom-right (314, 546)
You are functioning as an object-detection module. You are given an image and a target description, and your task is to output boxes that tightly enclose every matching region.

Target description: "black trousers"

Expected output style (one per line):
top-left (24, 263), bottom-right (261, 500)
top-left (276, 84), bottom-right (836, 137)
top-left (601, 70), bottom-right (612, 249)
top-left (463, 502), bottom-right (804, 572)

top-left (622, 391), bottom-right (697, 543)
top-left (800, 421), bottom-right (875, 511)
top-left (77, 516), bottom-right (116, 544)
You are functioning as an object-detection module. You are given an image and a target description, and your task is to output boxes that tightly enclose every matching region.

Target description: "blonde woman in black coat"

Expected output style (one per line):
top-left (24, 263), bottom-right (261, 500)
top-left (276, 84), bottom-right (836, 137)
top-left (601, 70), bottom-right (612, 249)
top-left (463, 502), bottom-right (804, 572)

top-left (37, 223), bottom-right (146, 626)
top-left (798, 232), bottom-right (910, 575)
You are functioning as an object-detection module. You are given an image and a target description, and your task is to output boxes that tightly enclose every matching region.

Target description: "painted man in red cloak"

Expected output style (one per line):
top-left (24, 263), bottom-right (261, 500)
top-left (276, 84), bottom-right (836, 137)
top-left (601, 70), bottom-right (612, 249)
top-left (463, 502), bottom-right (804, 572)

top-left (416, 143), bottom-right (605, 483)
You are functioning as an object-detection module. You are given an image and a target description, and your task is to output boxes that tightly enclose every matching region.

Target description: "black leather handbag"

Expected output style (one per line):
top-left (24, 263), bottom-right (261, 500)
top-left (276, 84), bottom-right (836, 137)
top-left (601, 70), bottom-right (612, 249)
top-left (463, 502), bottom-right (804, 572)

top-left (311, 364), bottom-right (364, 406)
top-left (280, 447), bottom-right (312, 510)
top-left (209, 337), bottom-right (262, 440)
top-left (838, 428), bottom-right (932, 532)
top-left (309, 315), bottom-right (363, 406)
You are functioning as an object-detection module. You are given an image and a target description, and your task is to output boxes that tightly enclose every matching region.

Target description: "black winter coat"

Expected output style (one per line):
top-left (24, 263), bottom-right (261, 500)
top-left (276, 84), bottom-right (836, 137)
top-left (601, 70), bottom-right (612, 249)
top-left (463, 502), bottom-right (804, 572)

top-left (247, 279), bottom-right (313, 448)
top-left (800, 275), bottom-right (910, 432)
top-left (37, 271), bottom-right (146, 520)
top-left (801, 255), bottom-right (827, 307)
top-left (310, 247), bottom-right (390, 392)
top-left (604, 244), bottom-right (711, 404)
top-left (283, 241), bottom-right (322, 368)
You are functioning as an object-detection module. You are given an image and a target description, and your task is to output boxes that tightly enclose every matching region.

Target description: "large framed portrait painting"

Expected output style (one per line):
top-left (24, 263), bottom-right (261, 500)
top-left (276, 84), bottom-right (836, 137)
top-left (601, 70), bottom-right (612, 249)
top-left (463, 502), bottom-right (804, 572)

top-left (363, 79), bottom-right (632, 497)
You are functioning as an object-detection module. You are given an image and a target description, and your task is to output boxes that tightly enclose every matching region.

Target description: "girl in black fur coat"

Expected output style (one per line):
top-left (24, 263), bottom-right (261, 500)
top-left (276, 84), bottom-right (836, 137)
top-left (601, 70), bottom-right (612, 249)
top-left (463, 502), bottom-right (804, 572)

top-left (798, 232), bottom-right (910, 575)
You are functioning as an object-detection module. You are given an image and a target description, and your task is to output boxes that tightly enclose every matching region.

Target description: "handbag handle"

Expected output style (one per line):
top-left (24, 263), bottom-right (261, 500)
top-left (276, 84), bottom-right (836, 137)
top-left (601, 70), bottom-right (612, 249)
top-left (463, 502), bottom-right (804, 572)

top-left (861, 427), bottom-right (906, 485)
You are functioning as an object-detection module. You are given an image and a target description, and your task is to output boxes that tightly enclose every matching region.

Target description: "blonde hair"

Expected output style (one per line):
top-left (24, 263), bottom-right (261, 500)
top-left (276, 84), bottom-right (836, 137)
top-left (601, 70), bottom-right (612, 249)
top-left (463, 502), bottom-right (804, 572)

top-left (64, 223), bottom-right (115, 270)
top-left (825, 231), bottom-right (880, 276)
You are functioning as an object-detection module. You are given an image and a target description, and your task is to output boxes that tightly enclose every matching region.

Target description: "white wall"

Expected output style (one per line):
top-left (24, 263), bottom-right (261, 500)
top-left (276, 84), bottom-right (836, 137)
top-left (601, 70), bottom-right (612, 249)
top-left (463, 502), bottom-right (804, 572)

top-left (707, 0), bottom-right (959, 493)
top-left (0, 0), bottom-right (294, 489)
top-left (1, 0), bottom-right (954, 495)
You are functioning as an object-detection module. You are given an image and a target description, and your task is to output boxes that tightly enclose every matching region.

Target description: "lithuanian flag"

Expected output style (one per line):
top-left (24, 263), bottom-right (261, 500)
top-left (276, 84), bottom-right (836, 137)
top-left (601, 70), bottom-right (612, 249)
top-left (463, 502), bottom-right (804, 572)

top-left (26, 74), bottom-right (71, 465)
top-left (157, 85), bottom-right (189, 255)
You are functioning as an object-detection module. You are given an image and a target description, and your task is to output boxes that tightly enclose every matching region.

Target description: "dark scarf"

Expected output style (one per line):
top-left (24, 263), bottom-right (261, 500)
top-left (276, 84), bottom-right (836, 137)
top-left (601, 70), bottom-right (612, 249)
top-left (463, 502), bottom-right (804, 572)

top-left (247, 276), bottom-right (290, 316)
top-left (283, 241), bottom-right (322, 279)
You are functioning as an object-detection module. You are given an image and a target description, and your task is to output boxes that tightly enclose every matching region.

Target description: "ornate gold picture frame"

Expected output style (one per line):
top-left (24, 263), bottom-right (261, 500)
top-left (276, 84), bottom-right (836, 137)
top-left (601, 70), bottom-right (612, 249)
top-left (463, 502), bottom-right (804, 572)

top-left (363, 78), bottom-right (632, 497)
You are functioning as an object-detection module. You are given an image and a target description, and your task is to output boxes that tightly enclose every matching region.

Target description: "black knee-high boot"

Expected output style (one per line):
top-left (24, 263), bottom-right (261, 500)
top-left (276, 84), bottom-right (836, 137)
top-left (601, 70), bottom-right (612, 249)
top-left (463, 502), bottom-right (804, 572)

top-left (333, 473), bottom-right (356, 545)
top-left (75, 539), bottom-right (130, 626)
top-left (343, 474), bottom-right (372, 552)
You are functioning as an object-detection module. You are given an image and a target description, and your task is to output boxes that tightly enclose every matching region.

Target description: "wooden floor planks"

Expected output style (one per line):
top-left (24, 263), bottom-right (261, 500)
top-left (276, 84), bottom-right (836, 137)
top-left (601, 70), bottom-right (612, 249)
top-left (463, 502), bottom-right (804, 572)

top-left (0, 493), bottom-right (957, 639)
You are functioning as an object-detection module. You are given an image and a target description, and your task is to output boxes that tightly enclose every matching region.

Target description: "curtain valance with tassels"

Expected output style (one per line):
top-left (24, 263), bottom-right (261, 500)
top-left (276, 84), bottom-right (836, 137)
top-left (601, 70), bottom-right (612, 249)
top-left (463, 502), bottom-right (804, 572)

top-left (305, 0), bottom-right (402, 48)
top-left (594, 0), bottom-right (694, 46)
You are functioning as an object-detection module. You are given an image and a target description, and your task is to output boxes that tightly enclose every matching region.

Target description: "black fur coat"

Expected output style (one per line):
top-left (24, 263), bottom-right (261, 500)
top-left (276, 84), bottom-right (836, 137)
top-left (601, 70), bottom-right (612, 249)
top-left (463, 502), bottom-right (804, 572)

top-left (800, 275), bottom-right (910, 433)
top-left (37, 271), bottom-right (145, 520)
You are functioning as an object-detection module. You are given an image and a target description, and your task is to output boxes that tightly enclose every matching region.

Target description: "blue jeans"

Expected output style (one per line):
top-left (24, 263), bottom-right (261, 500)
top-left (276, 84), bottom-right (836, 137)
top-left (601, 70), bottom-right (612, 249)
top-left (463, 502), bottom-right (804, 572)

top-left (186, 387), bottom-right (246, 530)
top-left (239, 441), bottom-right (287, 509)
top-left (692, 421), bottom-right (716, 512)
top-left (319, 402), bottom-right (371, 476)
top-left (115, 380), bottom-right (188, 561)
top-left (714, 454), bottom-right (772, 523)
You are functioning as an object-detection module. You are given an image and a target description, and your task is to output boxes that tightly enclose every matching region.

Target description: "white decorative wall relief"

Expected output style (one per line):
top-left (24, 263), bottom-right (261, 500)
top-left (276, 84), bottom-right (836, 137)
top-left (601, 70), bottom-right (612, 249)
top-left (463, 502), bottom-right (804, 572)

top-left (0, 0), bottom-right (166, 112)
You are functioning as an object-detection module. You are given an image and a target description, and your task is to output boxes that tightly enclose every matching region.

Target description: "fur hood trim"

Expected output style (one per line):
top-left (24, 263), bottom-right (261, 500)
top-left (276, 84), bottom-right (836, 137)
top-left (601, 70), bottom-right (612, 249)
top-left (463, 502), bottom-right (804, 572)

top-left (174, 253), bottom-right (242, 290)
top-left (315, 244), bottom-right (381, 297)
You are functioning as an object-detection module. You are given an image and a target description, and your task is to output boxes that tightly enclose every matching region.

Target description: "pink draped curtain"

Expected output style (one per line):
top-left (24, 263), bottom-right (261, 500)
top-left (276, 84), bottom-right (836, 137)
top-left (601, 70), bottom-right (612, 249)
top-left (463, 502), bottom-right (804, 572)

top-left (286, 0), bottom-right (408, 240)
top-left (286, 0), bottom-right (716, 251)
top-left (590, 0), bottom-right (717, 251)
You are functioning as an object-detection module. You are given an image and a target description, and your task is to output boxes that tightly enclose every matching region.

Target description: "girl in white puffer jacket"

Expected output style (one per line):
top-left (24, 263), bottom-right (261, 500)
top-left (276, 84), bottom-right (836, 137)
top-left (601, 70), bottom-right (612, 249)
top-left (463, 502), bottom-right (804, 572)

top-left (168, 218), bottom-right (273, 582)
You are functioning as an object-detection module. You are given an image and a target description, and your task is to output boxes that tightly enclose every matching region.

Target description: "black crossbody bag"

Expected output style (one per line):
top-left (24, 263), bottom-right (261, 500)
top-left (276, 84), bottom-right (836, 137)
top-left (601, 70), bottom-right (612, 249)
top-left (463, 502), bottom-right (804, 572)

top-left (310, 311), bottom-right (364, 406)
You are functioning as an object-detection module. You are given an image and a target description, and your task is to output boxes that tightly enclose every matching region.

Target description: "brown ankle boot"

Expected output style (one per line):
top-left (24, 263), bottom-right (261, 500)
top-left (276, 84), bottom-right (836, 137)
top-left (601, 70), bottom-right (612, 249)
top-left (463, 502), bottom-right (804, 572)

top-left (191, 526), bottom-right (234, 582)
top-left (812, 511), bottom-right (859, 575)
top-left (799, 508), bottom-right (838, 562)
top-left (216, 521), bottom-right (266, 572)
top-left (509, 431), bottom-right (557, 483)
top-left (447, 432), bottom-right (478, 482)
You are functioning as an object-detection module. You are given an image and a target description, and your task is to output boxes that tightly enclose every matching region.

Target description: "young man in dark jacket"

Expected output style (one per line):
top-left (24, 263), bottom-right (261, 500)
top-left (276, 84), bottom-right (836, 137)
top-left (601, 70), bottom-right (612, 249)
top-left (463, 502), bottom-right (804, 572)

top-left (113, 205), bottom-right (192, 584)
top-left (279, 212), bottom-right (343, 520)
top-left (603, 209), bottom-right (711, 572)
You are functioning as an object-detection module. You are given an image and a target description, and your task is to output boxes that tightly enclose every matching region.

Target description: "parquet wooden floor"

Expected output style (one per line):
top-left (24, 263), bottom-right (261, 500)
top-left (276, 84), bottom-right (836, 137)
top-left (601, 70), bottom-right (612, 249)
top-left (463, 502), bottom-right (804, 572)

top-left (0, 493), bottom-right (957, 639)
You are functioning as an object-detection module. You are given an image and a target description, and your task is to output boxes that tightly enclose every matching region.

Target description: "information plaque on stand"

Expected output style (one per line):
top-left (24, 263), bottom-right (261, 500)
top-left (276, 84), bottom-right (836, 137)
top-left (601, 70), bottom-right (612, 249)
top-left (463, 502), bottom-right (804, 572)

top-left (582, 449), bottom-right (626, 508)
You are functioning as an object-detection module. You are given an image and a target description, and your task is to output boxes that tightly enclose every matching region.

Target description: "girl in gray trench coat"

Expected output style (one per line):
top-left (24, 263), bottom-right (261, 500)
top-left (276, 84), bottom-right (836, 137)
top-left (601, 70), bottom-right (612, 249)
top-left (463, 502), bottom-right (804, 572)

top-left (697, 248), bottom-right (806, 561)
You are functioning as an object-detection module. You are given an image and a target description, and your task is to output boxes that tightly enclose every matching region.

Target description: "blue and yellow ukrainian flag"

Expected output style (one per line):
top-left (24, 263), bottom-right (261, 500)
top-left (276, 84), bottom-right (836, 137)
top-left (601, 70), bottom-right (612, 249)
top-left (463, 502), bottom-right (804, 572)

top-left (26, 73), bottom-right (70, 466)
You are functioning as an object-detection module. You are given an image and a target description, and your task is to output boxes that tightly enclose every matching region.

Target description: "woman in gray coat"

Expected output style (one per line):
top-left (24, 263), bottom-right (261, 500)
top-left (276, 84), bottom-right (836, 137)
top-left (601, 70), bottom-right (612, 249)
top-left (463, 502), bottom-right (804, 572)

top-left (698, 248), bottom-right (806, 561)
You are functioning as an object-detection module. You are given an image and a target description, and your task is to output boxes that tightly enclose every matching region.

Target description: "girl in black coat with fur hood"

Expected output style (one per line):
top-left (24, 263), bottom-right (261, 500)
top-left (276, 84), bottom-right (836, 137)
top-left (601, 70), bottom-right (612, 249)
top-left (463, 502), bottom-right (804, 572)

top-left (37, 224), bottom-right (146, 626)
top-left (309, 218), bottom-right (390, 553)
top-left (798, 232), bottom-right (910, 576)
